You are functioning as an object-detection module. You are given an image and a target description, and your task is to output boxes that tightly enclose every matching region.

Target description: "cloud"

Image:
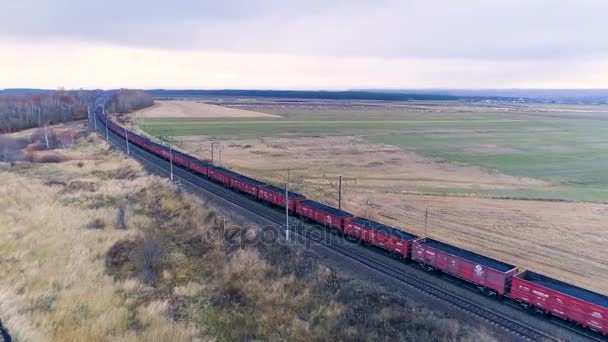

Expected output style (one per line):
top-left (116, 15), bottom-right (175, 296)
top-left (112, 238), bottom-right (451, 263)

top-left (1, 0), bottom-right (607, 61)
top-left (1, 1), bottom-right (607, 88)
top-left (1, 39), bottom-right (606, 89)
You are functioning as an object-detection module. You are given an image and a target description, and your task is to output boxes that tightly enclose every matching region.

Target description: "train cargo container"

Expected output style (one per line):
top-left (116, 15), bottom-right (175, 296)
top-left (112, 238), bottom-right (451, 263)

top-left (139, 138), bottom-right (164, 156)
top-left (258, 184), bottom-right (306, 212)
top-left (511, 271), bottom-right (608, 334)
top-left (295, 200), bottom-right (352, 230)
top-left (172, 150), bottom-right (190, 168)
top-left (230, 173), bottom-right (267, 197)
top-left (208, 167), bottom-right (233, 186)
top-left (128, 133), bottom-right (146, 148)
top-left (412, 238), bottom-right (518, 295)
top-left (151, 142), bottom-right (168, 158)
top-left (344, 217), bottom-right (417, 258)
top-left (109, 121), bottom-right (124, 137)
top-left (189, 159), bottom-right (211, 177)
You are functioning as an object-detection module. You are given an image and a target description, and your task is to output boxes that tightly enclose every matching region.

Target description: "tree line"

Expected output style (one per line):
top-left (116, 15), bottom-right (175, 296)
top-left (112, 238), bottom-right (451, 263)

top-left (0, 89), bottom-right (154, 133)
top-left (0, 91), bottom-right (91, 133)
top-left (107, 89), bottom-right (154, 114)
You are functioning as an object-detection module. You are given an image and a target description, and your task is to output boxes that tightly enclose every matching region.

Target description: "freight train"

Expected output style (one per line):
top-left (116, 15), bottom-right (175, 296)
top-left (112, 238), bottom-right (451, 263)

top-left (97, 110), bottom-right (607, 336)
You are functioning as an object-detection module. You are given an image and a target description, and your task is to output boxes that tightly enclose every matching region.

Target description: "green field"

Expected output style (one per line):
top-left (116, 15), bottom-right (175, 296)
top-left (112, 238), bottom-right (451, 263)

top-left (138, 109), bottom-right (608, 202)
top-left (138, 111), bottom-right (535, 138)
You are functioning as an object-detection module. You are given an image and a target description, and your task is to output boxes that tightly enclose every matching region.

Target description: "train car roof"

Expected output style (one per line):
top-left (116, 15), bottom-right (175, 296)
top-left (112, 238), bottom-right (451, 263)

top-left (350, 217), bottom-right (417, 241)
top-left (300, 200), bottom-right (352, 217)
top-left (420, 238), bottom-right (516, 272)
top-left (262, 184), bottom-right (305, 199)
top-left (519, 271), bottom-right (608, 308)
top-left (190, 158), bottom-right (212, 167)
top-left (235, 174), bottom-right (267, 187)
top-left (213, 167), bottom-right (267, 186)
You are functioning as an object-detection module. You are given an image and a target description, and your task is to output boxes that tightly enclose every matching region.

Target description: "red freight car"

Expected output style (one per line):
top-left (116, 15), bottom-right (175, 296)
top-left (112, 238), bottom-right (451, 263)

top-left (139, 139), bottom-right (163, 156)
top-left (295, 200), bottom-right (352, 230)
top-left (207, 167), bottom-right (233, 186)
top-left (230, 173), bottom-right (267, 197)
top-left (344, 217), bottom-right (417, 258)
top-left (412, 238), bottom-right (518, 295)
top-left (258, 184), bottom-right (306, 212)
top-left (128, 133), bottom-right (146, 148)
top-left (189, 159), bottom-right (210, 177)
top-left (172, 151), bottom-right (190, 168)
top-left (109, 121), bottom-right (124, 137)
top-left (511, 271), bottom-right (608, 334)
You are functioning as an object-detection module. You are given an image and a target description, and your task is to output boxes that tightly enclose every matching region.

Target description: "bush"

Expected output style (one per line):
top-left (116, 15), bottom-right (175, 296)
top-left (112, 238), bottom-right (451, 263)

top-left (105, 239), bottom-right (139, 279)
top-left (136, 235), bottom-right (165, 284)
top-left (85, 219), bottom-right (105, 230)
top-left (31, 151), bottom-right (69, 163)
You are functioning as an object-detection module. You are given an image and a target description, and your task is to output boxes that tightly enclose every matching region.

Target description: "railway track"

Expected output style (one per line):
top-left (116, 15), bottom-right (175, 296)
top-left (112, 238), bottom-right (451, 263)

top-left (95, 116), bottom-right (601, 342)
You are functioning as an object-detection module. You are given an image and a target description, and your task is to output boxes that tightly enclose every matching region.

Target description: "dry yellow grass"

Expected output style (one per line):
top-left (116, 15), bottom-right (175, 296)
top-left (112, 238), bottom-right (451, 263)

top-left (134, 100), bottom-right (280, 118)
top-left (0, 133), bottom-right (197, 342)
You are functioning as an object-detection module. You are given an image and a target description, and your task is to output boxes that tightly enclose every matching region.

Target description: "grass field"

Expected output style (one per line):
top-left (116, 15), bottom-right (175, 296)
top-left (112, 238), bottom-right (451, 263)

top-left (138, 108), bottom-right (608, 202)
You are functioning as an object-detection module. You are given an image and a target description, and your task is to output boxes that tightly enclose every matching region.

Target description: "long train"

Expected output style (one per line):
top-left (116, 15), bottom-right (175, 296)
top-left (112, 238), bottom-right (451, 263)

top-left (96, 110), bottom-right (607, 336)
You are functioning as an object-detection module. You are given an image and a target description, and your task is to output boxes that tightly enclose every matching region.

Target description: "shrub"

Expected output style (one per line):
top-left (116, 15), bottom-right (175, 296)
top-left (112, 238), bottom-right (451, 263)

top-left (85, 219), bottom-right (105, 230)
top-left (31, 151), bottom-right (69, 163)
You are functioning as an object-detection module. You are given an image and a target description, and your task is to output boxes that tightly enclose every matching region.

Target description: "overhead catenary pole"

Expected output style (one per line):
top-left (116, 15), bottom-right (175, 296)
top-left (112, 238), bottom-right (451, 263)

top-left (44, 124), bottom-right (50, 149)
top-left (211, 142), bottom-right (217, 166)
top-left (424, 208), bottom-right (429, 237)
top-left (285, 169), bottom-right (290, 241)
top-left (125, 126), bottom-right (130, 156)
top-left (338, 175), bottom-right (342, 210)
top-left (169, 139), bottom-right (174, 181)
top-left (218, 144), bottom-right (223, 166)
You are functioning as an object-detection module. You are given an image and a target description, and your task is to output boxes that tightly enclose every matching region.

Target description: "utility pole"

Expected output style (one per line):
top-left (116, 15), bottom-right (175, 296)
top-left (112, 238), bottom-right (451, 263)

top-left (125, 126), bottom-right (130, 156)
top-left (44, 124), bottom-right (50, 149)
top-left (169, 139), bottom-right (174, 181)
top-left (285, 169), bottom-right (290, 241)
top-left (211, 142), bottom-right (217, 165)
top-left (218, 144), bottom-right (223, 166)
top-left (322, 175), bottom-right (355, 210)
top-left (338, 175), bottom-right (342, 210)
top-left (424, 208), bottom-right (429, 237)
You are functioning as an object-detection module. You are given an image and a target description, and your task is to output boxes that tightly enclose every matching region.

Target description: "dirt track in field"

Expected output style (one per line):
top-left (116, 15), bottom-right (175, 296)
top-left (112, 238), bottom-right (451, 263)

top-left (180, 134), bottom-right (608, 295)
top-left (134, 100), bottom-right (280, 118)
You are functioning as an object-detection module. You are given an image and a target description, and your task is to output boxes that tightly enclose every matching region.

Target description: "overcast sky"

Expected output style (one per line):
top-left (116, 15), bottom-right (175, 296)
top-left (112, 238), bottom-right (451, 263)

top-left (1, 0), bottom-right (607, 89)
